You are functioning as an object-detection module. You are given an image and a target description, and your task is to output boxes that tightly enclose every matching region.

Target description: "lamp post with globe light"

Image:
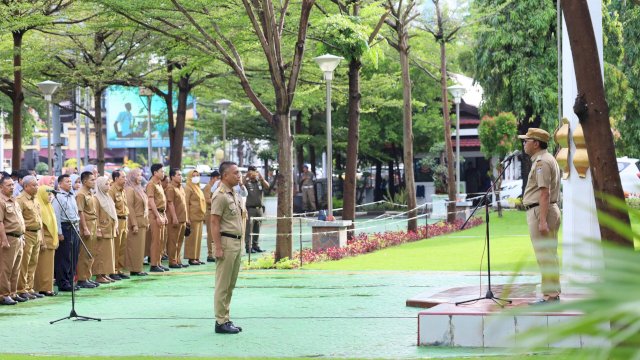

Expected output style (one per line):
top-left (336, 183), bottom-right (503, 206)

top-left (215, 99), bottom-right (232, 161)
top-left (314, 54), bottom-right (343, 218)
top-left (448, 84), bottom-right (466, 198)
top-left (37, 80), bottom-right (61, 175)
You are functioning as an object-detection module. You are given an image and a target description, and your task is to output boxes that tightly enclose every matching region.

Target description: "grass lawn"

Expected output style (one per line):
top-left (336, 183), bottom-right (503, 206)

top-left (304, 210), bottom-right (552, 272)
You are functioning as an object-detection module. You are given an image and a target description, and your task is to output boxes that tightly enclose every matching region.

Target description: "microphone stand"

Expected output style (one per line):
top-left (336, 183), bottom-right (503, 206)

top-left (50, 190), bottom-right (101, 324)
top-left (455, 156), bottom-right (516, 307)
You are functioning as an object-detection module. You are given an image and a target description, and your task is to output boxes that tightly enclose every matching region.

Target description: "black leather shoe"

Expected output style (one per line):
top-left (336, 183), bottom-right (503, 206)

top-left (248, 248), bottom-right (257, 253)
top-left (161, 255), bottom-right (169, 261)
top-left (207, 256), bottom-right (216, 263)
top-left (31, 292), bottom-right (45, 298)
top-left (109, 274), bottom-right (123, 280)
top-left (169, 264), bottom-right (182, 269)
top-left (149, 266), bottom-right (165, 272)
top-left (160, 265), bottom-right (170, 271)
top-left (215, 321), bottom-right (240, 334)
top-left (1, 296), bottom-right (17, 305)
top-left (130, 271), bottom-right (148, 276)
top-left (18, 292), bottom-right (37, 300)
top-left (528, 296), bottom-right (560, 306)
top-left (12, 295), bottom-right (28, 302)
top-left (188, 260), bottom-right (200, 266)
top-left (39, 291), bottom-right (57, 297)
top-left (229, 321), bottom-right (242, 332)
top-left (117, 273), bottom-right (130, 279)
top-left (252, 247), bottom-right (265, 253)
top-left (77, 281), bottom-right (96, 289)
top-left (58, 286), bottom-right (73, 292)
top-left (88, 279), bottom-right (100, 287)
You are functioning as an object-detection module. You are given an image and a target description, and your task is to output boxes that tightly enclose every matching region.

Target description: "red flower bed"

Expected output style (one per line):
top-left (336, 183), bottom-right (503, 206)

top-left (295, 217), bottom-right (483, 266)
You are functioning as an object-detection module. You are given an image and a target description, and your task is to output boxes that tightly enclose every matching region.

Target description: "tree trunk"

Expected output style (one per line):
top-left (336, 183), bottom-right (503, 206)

top-left (399, 42), bottom-right (417, 231)
top-left (295, 111), bottom-right (304, 173)
top-left (309, 144), bottom-right (316, 175)
top-left (168, 74), bottom-right (189, 169)
top-left (94, 88), bottom-right (106, 174)
top-left (561, 0), bottom-right (631, 247)
top-left (11, 31), bottom-right (24, 171)
top-left (236, 140), bottom-right (244, 166)
top-left (374, 159), bottom-right (383, 201)
top-left (438, 39), bottom-right (457, 223)
top-left (343, 60), bottom-right (361, 232)
top-left (274, 113), bottom-right (293, 261)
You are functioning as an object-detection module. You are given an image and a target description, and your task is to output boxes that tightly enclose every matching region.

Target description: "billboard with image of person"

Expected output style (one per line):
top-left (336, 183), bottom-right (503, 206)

top-left (106, 86), bottom-right (194, 148)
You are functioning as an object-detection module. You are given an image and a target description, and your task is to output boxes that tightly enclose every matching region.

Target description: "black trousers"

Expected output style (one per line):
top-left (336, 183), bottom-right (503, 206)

top-left (54, 223), bottom-right (80, 288)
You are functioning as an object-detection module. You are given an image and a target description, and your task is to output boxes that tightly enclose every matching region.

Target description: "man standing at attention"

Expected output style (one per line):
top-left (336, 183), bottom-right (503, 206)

top-left (0, 176), bottom-right (26, 305)
top-left (298, 164), bottom-right (316, 212)
top-left (109, 170), bottom-right (130, 279)
top-left (519, 128), bottom-right (562, 305)
top-left (16, 176), bottom-right (44, 299)
top-left (244, 166), bottom-right (269, 253)
top-left (76, 171), bottom-right (98, 289)
top-left (203, 170), bottom-right (221, 262)
top-left (166, 168), bottom-right (188, 269)
top-left (147, 164), bottom-right (169, 272)
top-left (211, 161), bottom-right (246, 334)
top-left (53, 174), bottom-right (81, 292)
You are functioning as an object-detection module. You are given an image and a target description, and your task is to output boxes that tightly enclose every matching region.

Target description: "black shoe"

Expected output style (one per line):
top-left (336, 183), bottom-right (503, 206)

top-left (160, 265), bottom-right (170, 271)
top-left (181, 263), bottom-right (190, 267)
top-left (252, 247), bottom-right (265, 253)
top-left (149, 266), bottom-right (165, 273)
top-left (77, 281), bottom-right (96, 289)
top-left (169, 264), bottom-right (182, 269)
top-left (74, 285), bottom-right (81, 291)
top-left (109, 274), bottom-right (123, 280)
top-left (130, 271), bottom-right (148, 276)
top-left (31, 292), bottom-right (45, 298)
top-left (528, 296), bottom-right (560, 306)
top-left (117, 273), bottom-right (130, 279)
top-left (207, 256), bottom-right (216, 263)
top-left (188, 260), bottom-right (200, 266)
top-left (161, 255), bottom-right (169, 261)
top-left (12, 295), bottom-right (28, 302)
top-left (143, 257), bottom-right (150, 266)
top-left (229, 321), bottom-right (242, 332)
top-left (39, 291), bottom-right (57, 297)
top-left (58, 286), bottom-right (74, 292)
top-left (18, 292), bottom-right (37, 300)
top-left (215, 321), bottom-right (240, 334)
top-left (0, 296), bottom-right (17, 305)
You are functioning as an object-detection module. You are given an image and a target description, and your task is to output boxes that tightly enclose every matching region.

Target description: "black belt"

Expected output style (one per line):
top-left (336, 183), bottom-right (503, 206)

top-left (62, 221), bottom-right (79, 225)
top-left (118, 216), bottom-right (128, 220)
top-left (26, 229), bottom-right (40, 233)
top-left (221, 232), bottom-right (241, 240)
top-left (524, 202), bottom-right (557, 210)
top-left (6, 232), bottom-right (23, 238)
top-left (248, 206), bottom-right (263, 209)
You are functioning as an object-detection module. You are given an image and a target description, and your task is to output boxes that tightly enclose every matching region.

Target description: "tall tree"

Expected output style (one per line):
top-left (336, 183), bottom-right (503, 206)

top-left (561, 0), bottom-right (631, 248)
top-left (0, 0), bottom-right (74, 170)
top-left (385, 0), bottom-right (420, 232)
top-left (102, 0), bottom-right (315, 261)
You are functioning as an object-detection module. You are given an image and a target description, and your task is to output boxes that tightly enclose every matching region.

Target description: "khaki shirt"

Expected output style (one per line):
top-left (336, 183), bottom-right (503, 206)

top-left (94, 197), bottom-right (116, 239)
top-left (300, 172), bottom-right (314, 187)
top-left (210, 182), bottom-right (245, 236)
top-left (125, 187), bottom-right (149, 228)
top-left (166, 183), bottom-right (187, 223)
top-left (76, 187), bottom-right (97, 222)
top-left (109, 185), bottom-right (130, 217)
top-left (146, 179), bottom-right (166, 212)
top-left (17, 192), bottom-right (42, 231)
top-left (185, 186), bottom-right (206, 222)
top-left (0, 193), bottom-right (26, 234)
top-left (203, 183), bottom-right (214, 212)
top-left (523, 149), bottom-right (561, 206)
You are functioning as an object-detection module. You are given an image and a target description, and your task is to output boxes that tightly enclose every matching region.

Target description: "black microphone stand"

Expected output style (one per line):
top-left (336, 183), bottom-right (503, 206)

top-left (50, 190), bottom-right (101, 324)
top-left (456, 156), bottom-right (516, 307)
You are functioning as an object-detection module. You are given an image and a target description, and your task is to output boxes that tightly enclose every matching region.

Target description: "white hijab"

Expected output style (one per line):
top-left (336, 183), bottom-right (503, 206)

top-left (95, 176), bottom-right (117, 221)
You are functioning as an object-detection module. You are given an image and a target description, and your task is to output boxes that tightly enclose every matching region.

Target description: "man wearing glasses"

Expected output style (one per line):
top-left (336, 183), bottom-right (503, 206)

top-left (519, 128), bottom-right (561, 305)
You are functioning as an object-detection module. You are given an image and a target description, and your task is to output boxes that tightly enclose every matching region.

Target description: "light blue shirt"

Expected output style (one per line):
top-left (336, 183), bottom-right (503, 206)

top-left (212, 180), bottom-right (247, 197)
top-left (116, 110), bottom-right (133, 137)
top-left (13, 182), bottom-right (23, 197)
top-left (52, 189), bottom-right (80, 234)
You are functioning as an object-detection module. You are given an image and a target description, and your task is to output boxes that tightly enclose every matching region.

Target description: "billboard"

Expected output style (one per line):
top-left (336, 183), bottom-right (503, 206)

top-left (105, 86), bottom-right (194, 148)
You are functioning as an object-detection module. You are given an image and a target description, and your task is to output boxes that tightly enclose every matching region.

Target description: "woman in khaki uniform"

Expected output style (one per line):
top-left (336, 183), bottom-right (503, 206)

top-left (125, 169), bottom-right (149, 276)
top-left (184, 170), bottom-right (206, 265)
top-left (92, 176), bottom-right (118, 284)
top-left (33, 186), bottom-right (58, 296)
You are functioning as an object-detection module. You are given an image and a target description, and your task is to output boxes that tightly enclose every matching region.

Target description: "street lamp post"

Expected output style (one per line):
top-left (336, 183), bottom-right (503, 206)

top-left (139, 87), bottom-right (153, 166)
top-left (37, 80), bottom-right (61, 175)
top-left (0, 108), bottom-right (6, 172)
top-left (215, 99), bottom-right (232, 161)
top-left (448, 84), bottom-right (466, 199)
top-left (314, 54), bottom-right (343, 218)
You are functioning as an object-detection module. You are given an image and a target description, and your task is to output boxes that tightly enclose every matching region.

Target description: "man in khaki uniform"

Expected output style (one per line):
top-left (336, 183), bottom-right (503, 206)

top-left (0, 176), bottom-right (26, 305)
top-left (244, 166), bottom-right (269, 253)
top-left (203, 170), bottom-right (220, 262)
top-left (16, 176), bottom-right (44, 299)
top-left (299, 164), bottom-right (316, 212)
top-left (166, 168), bottom-right (188, 268)
top-left (211, 161), bottom-right (246, 334)
top-left (109, 170), bottom-right (130, 279)
top-left (519, 128), bottom-right (562, 305)
top-left (76, 171), bottom-right (98, 288)
top-left (147, 164), bottom-right (169, 272)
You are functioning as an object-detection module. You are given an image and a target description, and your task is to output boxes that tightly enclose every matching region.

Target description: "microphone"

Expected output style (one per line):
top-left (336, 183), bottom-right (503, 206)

top-left (502, 150), bottom-right (521, 164)
top-left (46, 189), bottom-right (62, 194)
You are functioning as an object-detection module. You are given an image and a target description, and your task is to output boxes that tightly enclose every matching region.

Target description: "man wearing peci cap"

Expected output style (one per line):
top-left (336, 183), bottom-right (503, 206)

top-left (519, 128), bottom-right (562, 305)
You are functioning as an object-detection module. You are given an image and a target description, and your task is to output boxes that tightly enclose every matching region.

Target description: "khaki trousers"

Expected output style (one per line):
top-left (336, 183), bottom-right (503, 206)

top-left (167, 222), bottom-right (186, 265)
top-left (77, 220), bottom-right (97, 281)
top-left (302, 187), bottom-right (316, 211)
top-left (34, 248), bottom-right (55, 293)
top-left (114, 219), bottom-right (128, 272)
top-left (17, 231), bottom-right (40, 293)
top-left (205, 214), bottom-right (215, 257)
top-left (184, 220), bottom-right (203, 260)
top-left (0, 235), bottom-right (23, 296)
top-left (245, 207), bottom-right (263, 251)
top-left (214, 236), bottom-right (242, 325)
top-left (126, 225), bottom-right (147, 273)
top-left (149, 213), bottom-right (167, 266)
top-left (527, 203), bottom-right (561, 299)
top-left (92, 237), bottom-right (115, 275)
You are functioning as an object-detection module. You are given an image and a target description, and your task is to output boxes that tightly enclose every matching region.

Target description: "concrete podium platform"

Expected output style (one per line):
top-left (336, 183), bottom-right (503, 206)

top-left (307, 219), bottom-right (353, 251)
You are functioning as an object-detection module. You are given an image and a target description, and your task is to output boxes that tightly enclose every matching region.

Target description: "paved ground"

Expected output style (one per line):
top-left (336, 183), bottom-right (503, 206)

top-left (0, 262), bottom-right (538, 358)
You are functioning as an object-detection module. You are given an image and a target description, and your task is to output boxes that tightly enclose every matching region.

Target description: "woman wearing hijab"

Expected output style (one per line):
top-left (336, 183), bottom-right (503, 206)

top-left (125, 168), bottom-right (149, 276)
top-left (92, 176), bottom-right (118, 284)
top-left (33, 185), bottom-right (59, 296)
top-left (184, 170), bottom-right (206, 265)
top-left (38, 175), bottom-right (56, 187)
top-left (70, 174), bottom-right (81, 193)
